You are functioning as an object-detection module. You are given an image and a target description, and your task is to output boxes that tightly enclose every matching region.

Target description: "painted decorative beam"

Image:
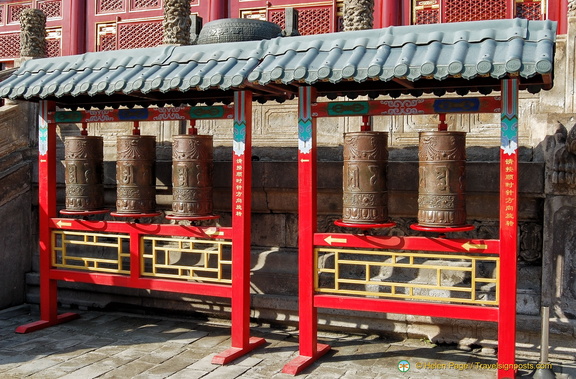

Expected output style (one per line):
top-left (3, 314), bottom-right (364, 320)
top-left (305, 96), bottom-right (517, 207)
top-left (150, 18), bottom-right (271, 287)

top-left (311, 96), bottom-right (502, 117)
top-left (49, 105), bottom-right (235, 123)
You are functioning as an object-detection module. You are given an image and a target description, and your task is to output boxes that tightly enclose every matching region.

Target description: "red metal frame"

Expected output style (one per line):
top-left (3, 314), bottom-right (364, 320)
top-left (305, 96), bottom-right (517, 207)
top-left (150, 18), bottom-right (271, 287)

top-left (283, 80), bottom-right (520, 378)
top-left (21, 94), bottom-right (265, 365)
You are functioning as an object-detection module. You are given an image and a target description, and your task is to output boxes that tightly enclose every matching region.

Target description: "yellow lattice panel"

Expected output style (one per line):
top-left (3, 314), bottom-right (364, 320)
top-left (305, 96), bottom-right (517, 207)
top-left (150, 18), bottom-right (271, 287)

top-left (52, 230), bottom-right (130, 274)
top-left (315, 248), bottom-right (499, 306)
top-left (142, 236), bottom-right (232, 284)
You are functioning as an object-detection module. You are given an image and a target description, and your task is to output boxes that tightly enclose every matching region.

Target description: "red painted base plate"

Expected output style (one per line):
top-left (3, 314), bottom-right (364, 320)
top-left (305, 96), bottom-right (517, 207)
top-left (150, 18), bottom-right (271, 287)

top-left (60, 209), bottom-right (109, 216)
top-left (212, 336), bottom-right (266, 365)
top-left (334, 219), bottom-right (396, 229)
top-left (282, 343), bottom-right (331, 375)
top-left (410, 224), bottom-right (475, 233)
top-left (110, 212), bottom-right (162, 218)
top-left (15, 312), bottom-right (80, 334)
top-left (165, 214), bottom-right (220, 221)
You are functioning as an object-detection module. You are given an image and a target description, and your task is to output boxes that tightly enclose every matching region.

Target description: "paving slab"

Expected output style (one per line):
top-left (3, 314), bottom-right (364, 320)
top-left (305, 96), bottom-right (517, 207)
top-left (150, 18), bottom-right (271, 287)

top-left (0, 305), bottom-right (574, 379)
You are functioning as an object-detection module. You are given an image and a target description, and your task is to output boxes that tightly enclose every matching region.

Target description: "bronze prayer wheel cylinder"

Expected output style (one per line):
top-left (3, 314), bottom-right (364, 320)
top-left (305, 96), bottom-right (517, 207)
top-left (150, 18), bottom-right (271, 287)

top-left (171, 135), bottom-right (214, 217)
top-left (63, 136), bottom-right (104, 211)
top-left (418, 131), bottom-right (467, 227)
top-left (342, 131), bottom-right (389, 224)
top-left (116, 135), bottom-right (156, 214)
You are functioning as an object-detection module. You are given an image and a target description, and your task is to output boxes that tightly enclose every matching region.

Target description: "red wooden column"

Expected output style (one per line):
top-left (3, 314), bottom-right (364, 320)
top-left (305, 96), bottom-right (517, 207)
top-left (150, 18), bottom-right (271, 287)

top-left (16, 100), bottom-right (79, 333)
top-left (282, 86), bottom-right (330, 375)
top-left (62, 0), bottom-right (87, 55)
top-left (548, 0), bottom-right (567, 35)
top-left (213, 91), bottom-right (265, 364)
top-left (381, 0), bottom-right (401, 27)
top-left (209, 0), bottom-right (227, 21)
top-left (498, 79), bottom-right (519, 378)
top-left (506, 0), bottom-right (515, 18)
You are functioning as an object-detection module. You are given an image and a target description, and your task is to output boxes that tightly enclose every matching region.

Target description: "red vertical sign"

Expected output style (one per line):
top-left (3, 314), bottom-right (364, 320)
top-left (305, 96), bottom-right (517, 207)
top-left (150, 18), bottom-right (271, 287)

top-left (283, 86), bottom-right (330, 375)
top-left (213, 90), bottom-right (265, 364)
top-left (498, 79), bottom-right (519, 378)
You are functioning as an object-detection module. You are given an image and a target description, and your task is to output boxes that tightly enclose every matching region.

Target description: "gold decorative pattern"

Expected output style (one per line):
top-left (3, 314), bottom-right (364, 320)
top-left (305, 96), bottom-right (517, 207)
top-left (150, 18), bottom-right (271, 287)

top-left (52, 231), bottom-right (233, 284)
top-left (52, 230), bottom-right (130, 273)
top-left (315, 247), bottom-right (499, 305)
top-left (142, 237), bottom-right (232, 283)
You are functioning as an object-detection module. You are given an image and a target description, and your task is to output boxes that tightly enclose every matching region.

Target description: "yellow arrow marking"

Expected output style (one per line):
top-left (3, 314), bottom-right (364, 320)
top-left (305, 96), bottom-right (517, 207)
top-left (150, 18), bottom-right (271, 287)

top-left (324, 235), bottom-right (348, 245)
top-left (56, 220), bottom-right (72, 228)
top-left (462, 242), bottom-right (488, 251)
top-left (300, 159), bottom-right (310, 163)
top-left (204, 227), bottom-right (223, 236)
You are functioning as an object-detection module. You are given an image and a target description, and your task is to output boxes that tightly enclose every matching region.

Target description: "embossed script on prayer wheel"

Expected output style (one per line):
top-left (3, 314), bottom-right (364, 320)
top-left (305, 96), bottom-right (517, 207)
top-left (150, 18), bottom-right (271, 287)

top-left (172, 135), bottom-right (214, 217)
top-left (342, 131), bottom-right (388, 224)
top-left (116, 136), bottom-right (156, 214)
top-left (418, 131), bottom-right (466, 227)
top-left (64, 136), bottom-right (104, 211)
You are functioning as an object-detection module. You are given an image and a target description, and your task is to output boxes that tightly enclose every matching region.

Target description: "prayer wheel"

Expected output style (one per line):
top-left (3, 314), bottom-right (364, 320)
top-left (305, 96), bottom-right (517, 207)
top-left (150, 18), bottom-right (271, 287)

top-left (418, 131), bottom-right (467, 227)
top-left (115, 135), bottom-right (156, 214)
top-left (171, 135), bottom-right (214, 217)
top-left (342, 131), bottom-right (388, 224)
top-left (63, 136), bottom-right (104, 211)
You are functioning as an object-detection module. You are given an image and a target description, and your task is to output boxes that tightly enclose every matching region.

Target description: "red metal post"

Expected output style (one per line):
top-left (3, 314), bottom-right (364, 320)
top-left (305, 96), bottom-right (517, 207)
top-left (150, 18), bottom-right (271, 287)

top-left (282, 86), bottom-right (330, 375)
top-left (232, 89), bottom-right (252, 349)
top-left (129, 229), bottom-right (140, 283)
top-left (16, 100), bottom-right (79, 333)
top-left (498, 79), bottom-right (519, 378)
top-left (360, 115), bottom-right (372, 131)
top-left (213, 90), bottom-right (265, 364)
top-left (189, 119), bottom-right (198, 135)
top-left (38, 100), bottom-right (57, 322)
top-left (438, 113), bottom-right (447, 131)
top-left (133, 121), bottom-right (140, 135)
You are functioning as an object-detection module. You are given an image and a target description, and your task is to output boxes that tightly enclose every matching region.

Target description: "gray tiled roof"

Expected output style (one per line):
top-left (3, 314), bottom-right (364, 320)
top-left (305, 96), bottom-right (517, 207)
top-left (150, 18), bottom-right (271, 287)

top-left (0, 18), bottom-right (556, 108)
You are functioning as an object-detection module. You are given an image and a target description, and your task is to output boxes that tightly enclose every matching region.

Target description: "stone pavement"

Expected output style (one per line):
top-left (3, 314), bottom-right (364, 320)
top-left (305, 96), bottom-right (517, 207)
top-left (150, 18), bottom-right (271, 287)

top-left (0, 305), bottom-right (574, 379)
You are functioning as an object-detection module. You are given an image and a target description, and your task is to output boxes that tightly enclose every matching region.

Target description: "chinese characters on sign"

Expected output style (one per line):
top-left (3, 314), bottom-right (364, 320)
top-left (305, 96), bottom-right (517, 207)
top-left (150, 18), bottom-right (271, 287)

top-left (503, 158), bottom-right (516, 228)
